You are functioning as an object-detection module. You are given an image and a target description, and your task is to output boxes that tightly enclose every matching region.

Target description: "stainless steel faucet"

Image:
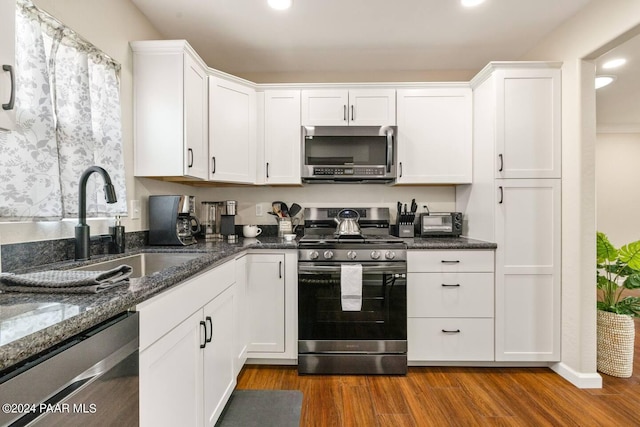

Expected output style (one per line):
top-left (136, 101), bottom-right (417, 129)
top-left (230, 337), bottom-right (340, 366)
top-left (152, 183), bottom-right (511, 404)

top-left (75, 166), bottom-right (118, 260)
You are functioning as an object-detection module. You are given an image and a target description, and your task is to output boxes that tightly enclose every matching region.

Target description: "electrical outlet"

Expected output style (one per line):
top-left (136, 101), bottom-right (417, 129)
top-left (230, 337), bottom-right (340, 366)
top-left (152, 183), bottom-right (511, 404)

top-left (256, 203), bottom-right (263, 216)
top-left (130, 200), bottom-right (141, 219)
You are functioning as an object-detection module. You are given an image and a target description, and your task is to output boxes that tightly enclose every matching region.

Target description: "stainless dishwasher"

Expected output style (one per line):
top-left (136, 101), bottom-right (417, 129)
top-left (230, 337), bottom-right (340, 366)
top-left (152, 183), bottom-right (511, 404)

top-left (0, 311), bottom-right (139, 427)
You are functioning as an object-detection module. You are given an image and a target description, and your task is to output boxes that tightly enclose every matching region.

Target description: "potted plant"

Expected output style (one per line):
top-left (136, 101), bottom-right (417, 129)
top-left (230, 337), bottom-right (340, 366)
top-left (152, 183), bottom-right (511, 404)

top-left (596, 231), bottom-right (640, 377)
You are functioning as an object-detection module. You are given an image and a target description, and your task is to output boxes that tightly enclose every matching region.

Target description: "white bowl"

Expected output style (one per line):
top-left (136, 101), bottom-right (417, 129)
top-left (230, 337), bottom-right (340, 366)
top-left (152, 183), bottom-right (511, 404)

top-left (283, 233), bottom-right (296, 241)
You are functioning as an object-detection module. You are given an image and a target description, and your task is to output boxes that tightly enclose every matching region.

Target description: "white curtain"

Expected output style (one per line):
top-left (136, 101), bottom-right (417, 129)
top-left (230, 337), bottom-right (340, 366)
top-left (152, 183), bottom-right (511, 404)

top-left (0, 3), bottom-right (61, 220)
top-left (0, 0), bottom-right (127, 220)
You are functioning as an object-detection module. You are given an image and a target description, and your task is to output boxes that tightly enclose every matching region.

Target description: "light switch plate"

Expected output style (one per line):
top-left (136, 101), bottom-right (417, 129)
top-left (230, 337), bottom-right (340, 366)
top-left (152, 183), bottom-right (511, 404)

top-left (256, 203), bottom-right (263, 216)
top-left (130, 200), bottom-right (141, 219)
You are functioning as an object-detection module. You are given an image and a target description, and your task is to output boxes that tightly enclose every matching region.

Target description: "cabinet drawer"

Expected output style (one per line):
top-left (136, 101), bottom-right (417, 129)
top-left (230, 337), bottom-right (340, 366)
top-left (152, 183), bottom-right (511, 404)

top-left (138, 261), bottom-right (235, 351)
top-left (407, 250), bottom-right (494, 273)
top-left (408, 273), bottom-right (493, 317)
top-left (408, 318), bottom-right (494, 361)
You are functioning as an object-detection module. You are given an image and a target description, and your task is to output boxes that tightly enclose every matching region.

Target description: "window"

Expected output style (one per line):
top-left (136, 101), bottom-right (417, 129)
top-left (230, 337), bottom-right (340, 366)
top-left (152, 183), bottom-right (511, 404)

top-left (0, 0), bottom-right (127, 220)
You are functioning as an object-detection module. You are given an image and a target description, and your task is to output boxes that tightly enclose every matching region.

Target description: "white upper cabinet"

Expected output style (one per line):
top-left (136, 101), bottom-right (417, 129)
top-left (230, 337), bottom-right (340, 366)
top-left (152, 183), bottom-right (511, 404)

top-left (301, 89), bottom-right (396, 126)
top-left (396, 87), bottom-right (472, 184)
top-left (131, 40), bottom-right (209, 180)
top-left (263, 90), bottom-right (301, 184)
top-left (209, 76), bottom-right (257, 184)
top-left (495, 68), bottom-right (561, 178)
top-left (0, 0), bottom-right (16, 132)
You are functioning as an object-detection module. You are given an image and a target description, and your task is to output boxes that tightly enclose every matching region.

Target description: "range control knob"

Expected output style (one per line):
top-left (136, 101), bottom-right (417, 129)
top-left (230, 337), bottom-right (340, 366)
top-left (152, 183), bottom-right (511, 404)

top-left (323, 250), bottom-right (334, 259)
top-left (385, 251), bottom-right (396, 260)
top-left (370, 250), bottom-right (381, 260)
top-left (308, 250), bottom-right (319, 260)
top-left (347, 250), bottom-right (357, 260)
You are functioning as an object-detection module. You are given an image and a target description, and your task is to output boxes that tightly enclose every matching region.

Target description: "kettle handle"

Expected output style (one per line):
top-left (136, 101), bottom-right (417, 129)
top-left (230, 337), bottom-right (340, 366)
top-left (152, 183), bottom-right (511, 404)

top-left (336, 208), bottom-right (360, 221)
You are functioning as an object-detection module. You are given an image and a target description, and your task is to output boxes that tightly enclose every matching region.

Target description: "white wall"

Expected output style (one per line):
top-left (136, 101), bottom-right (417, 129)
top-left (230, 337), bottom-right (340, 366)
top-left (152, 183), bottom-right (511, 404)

top-left (596, 132), bottom-right (640, 247)
top-left (521, 0), bottom-right (640, 386)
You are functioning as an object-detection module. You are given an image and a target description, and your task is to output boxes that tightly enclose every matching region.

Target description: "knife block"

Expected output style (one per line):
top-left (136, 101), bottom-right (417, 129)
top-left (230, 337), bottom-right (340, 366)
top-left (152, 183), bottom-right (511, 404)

top-left (398, 224), bottom-right (414, 238)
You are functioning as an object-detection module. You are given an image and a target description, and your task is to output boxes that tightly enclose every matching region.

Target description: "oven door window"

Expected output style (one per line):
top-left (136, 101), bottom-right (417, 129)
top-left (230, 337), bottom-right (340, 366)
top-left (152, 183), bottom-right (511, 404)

top-left (298, 263), bottom-right (406, 341)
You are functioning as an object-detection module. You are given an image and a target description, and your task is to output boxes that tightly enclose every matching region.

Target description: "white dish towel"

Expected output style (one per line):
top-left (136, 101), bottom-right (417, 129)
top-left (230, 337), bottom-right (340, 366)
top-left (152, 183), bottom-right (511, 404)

top-left (341, 264), bottom-right (363, 311)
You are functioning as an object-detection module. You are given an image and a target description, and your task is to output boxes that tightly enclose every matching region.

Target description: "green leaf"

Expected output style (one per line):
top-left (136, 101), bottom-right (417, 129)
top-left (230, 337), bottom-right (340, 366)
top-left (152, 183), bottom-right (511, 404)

top-left (596, 232), bottom-right (618, 263)
top-left (618, 240), bottom-right (640, 270)
top-left (623, 273), bottom-right (640, 289)
top-left (615, 296), bottom-right (640, 317)
top-left (597, 274), bottom-right (614, 290)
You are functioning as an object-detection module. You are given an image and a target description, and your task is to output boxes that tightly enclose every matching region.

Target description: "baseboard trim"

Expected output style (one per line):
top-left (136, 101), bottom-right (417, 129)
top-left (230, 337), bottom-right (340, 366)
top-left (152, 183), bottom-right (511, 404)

top-left (551, 362), bottom-right (602, 388)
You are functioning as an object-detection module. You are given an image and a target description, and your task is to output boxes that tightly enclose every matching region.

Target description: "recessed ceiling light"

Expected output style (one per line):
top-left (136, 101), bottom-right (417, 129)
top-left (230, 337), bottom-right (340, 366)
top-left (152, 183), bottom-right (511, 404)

top-left (595, 75), bottom-right (616, 89)
top-left (268, 0), bottom-right (292, 10)
top-left (602, 58), bottom-right (627, 69)
top-left (461, 0), bottom-right (486, 7)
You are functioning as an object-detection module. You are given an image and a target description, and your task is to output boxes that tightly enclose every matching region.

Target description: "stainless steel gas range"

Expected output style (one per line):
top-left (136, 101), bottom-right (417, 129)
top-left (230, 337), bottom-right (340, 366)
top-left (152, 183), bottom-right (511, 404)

top-left (297, 207), bottom-right (407, 375)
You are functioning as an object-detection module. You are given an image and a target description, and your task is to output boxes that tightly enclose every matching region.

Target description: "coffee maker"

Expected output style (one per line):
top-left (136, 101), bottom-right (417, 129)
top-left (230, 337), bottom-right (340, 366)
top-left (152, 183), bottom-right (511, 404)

top-left (201, 200), bottom-right (237, 242)
top-left (149, 195), bottom-right (201, 245)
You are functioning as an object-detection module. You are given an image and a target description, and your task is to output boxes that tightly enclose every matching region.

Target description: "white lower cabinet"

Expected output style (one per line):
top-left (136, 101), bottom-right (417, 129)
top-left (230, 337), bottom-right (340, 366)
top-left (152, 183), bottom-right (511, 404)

top-left (245, 251), bottom-right (298, 360)
top-left (138, 261), bottom-right (236, 427)
top-left (407, 250), bottom-right (495, 362)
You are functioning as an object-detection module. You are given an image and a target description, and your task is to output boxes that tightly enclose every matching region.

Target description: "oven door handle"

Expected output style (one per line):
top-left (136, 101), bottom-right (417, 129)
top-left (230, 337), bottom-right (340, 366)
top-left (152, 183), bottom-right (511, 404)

top-left (298, 263), bottom-right (406, 274)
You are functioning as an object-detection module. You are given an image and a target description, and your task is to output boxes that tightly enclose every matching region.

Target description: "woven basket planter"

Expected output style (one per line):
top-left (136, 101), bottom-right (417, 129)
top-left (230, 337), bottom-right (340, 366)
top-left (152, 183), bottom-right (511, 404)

top-left (597, 310), bottom-right (635, 378)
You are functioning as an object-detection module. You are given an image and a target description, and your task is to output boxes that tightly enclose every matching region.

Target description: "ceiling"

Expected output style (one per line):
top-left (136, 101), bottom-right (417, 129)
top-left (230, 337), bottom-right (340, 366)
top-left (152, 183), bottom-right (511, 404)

top-left (131, 0), bottom-right (592, 76)
top-left (130, 0), bottom-right (636, 129)
top-left (595, 33), bottom-right (640, 130)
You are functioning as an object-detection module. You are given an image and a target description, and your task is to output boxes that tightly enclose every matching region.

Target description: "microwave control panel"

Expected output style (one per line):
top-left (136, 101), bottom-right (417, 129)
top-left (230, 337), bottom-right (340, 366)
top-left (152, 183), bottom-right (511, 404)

top-left (313, 166), bottom-right (385, 176)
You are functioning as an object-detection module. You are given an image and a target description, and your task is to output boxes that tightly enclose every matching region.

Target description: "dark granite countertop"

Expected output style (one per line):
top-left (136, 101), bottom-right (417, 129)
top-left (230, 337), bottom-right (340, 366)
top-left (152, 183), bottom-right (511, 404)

top-left (0, 235), bottom-right (494, 372)
top-left (406, 236), bottom-right (497, 250)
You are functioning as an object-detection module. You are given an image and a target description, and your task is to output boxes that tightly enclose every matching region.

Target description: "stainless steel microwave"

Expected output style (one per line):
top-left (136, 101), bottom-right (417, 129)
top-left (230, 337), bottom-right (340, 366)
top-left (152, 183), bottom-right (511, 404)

top-left (301, 125), bottom-right (396, 182)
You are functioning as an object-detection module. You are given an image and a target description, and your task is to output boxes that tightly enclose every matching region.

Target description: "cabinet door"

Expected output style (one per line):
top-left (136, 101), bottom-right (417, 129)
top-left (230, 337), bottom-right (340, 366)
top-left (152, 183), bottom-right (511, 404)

top-left (264, 90), bottom-right (301, 184)
top-left (140, 310), bottom-right (204, 427)
top-left (234, 255), bottom-right (248, 375)
top-left (183, 51), bottom-right (209, 179)
top-left (494, 179), bottom-right (561, 361)
top-left (209, 76), bottom-right (256, 183)
top-left (0, 0), bottom-right (15, 132)
top-left (396, 88), bottom-right (472, 184)
top-left (348, 89), bottom-right (396, 126)
top-left (495, 68), bottom-right (561, 179)
top-left (301, 89), bottom-right (349, 126)
top-left (246, 253), bottom-right (285, 353)
top-left (203, 285), bottom-right (236, 426)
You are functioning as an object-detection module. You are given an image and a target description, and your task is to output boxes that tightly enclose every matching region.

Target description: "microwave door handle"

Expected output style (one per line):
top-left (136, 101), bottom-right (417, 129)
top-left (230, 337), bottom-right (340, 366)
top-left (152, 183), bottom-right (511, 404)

top-left (386, 131), bottom-right (393, 173)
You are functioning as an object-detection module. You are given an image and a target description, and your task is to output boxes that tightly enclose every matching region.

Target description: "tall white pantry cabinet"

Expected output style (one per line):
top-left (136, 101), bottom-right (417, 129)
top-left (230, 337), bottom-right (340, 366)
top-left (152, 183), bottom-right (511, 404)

top-left (457, 62), bottom-right (562, 362)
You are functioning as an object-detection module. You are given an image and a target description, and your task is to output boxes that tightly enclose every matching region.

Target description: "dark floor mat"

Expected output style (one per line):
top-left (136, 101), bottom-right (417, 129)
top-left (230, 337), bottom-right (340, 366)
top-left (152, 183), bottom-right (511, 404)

top-left (215, 390), bottom-right (303, 427)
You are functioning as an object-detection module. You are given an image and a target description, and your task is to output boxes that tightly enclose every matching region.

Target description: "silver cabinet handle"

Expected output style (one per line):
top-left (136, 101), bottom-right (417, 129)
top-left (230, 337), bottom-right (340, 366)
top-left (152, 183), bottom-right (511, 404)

top-left (211, 157), bottom-right (216, 174)
top-left (498, 154), bottom-right (504, 172)
top-left (399, 162), bottom-right (403, 178)
top-left (441, 260), bottom-right (460, 264)
top-left (441, 283), bottom-right (461, 287)
top-left (498, 186), bottom-right (503, 204)
top-left (442, 329), bottom-right (461, 334)
top-left (351, 105), bottom-right (355, 121)
top-left (266, 162), bottom-right (270, 178)
top-left (279, 261), bottom-right (282, 279)
top-left (343, 105), bottom-right (347, 121)
top-left (2, 65), bottom-right (15, 111)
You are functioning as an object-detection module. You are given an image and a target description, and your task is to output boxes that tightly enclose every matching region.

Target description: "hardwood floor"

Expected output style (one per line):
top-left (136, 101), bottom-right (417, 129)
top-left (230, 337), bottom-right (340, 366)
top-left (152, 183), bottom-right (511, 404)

top-left (236, 318), bottom-right (640, 426)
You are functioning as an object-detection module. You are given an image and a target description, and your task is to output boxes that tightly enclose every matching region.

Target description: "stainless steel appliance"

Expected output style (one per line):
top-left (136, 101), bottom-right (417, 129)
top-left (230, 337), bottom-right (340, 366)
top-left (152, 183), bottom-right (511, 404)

top-left (201, 200), bottom-right (237, 241)
top-left (0, 312), bottom-right (138, 426)
top-left (301, 126), bottom-right (397, 182)
top-left (149, 195), bottom-right (201, 245)
top-left (420, 212), bottom-right (463, 236)
top-left (297, 207), bottom-right (407, 375)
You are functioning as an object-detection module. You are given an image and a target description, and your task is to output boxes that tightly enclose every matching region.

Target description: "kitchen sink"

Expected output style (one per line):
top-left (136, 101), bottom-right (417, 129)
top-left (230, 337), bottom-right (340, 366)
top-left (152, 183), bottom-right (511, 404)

top-left (73, 252), bottom-right (204, 278)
